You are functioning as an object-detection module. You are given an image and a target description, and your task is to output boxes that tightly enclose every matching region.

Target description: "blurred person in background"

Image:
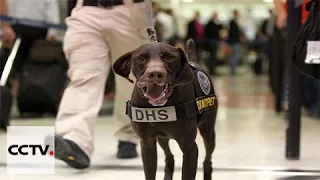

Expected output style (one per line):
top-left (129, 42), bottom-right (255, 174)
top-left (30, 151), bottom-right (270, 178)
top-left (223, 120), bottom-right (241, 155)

top-left (151, 1), bottom-right (164, 41)
top-left (0, 0), bottom-right (60, 85)
top-left (152, 2), bottom-right (175, 44)
top-left (242, 9), bottom-right (257, 44)
top-left (260, 9), bottom-right (275, 77)
top-left (261, 9), bottom-right (275, 38)
top-left (164, 9), bottom-right (180, 46)
top-left (228, 9), bottom-right (244, 75)
top-left (204, 12), bottom-right (222, 75)
top-left (186, 11), bottom-right (204, 62)
top-left (264, 6), bottom-right (286, 112)
top-left (44, 0), bottom-right (150, 170)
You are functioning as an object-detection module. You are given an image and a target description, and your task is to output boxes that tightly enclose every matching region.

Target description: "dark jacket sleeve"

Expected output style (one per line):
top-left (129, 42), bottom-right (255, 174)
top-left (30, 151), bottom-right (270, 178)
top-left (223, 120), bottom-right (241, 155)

top-left (186, 21), bottom-right (192, 40)
top-left (261, 19), bottom-right (268, 36)
top-left (68, 0), bottom-right (77, 16)
top-left (186, 21), bottom-right (197, 41)
top-left (228, 19), bottom-right (241, 43)
top-left (203, 22), bottom-right (210, 50)
top-left (204, 22), bottom-right (209, 39)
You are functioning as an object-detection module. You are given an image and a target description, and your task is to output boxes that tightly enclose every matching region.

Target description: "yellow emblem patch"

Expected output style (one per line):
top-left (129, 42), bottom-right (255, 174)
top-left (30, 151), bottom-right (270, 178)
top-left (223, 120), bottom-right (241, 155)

top-left (196, 96), bottom-right (216, 113)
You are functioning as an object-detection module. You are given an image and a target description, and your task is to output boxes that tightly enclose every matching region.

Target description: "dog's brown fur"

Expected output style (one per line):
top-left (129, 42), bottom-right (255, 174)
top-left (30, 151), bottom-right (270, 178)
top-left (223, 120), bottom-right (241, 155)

top-left (113, 31), bottom-right (217, 180)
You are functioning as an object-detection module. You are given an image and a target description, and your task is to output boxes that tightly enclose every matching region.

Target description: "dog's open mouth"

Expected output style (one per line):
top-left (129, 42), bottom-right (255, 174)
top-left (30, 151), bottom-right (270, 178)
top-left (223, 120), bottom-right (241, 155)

top-left (143, 84), bottom-right (172, 106)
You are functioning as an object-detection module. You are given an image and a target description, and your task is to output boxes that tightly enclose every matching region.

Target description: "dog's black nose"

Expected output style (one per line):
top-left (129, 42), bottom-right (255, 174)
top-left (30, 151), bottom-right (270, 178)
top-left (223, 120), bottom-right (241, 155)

top-left (146, 70), bottom-right (165, 80)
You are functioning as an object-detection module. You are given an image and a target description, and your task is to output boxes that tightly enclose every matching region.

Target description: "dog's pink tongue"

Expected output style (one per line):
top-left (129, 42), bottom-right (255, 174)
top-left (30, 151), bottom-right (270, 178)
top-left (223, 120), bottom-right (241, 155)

top-left (146, 84), bottom-right (163, 99)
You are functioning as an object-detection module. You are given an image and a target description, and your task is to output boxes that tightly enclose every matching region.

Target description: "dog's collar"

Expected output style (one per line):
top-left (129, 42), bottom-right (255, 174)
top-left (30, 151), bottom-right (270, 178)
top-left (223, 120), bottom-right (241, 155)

top-left (125, 94), bottom-right (216, 123)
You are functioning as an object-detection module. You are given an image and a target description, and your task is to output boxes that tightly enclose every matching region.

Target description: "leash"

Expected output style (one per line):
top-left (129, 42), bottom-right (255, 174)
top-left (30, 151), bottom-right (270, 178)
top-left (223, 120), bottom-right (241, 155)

top-left (144, 0), bottom-right (158, 42)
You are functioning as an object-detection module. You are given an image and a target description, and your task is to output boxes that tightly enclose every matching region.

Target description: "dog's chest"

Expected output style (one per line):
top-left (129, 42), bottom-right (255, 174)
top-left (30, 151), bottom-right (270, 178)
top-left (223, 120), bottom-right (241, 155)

top-left (132, 118), bottom-right (197, 140)
top-left (126, 66), bottom-right (216, 127)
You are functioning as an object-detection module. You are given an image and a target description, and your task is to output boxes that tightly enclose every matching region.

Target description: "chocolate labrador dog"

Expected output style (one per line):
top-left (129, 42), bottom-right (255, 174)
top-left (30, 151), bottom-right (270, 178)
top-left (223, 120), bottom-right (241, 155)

top-left (113, 29), bottom-right (217, 180)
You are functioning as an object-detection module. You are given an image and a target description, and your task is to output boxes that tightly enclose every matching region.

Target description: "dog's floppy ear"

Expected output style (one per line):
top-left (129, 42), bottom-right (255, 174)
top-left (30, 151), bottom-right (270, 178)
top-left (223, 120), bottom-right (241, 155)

top-left (113, 51), bottom-right (134, 83)
top-left (174, 48), bottom-right (194, 87)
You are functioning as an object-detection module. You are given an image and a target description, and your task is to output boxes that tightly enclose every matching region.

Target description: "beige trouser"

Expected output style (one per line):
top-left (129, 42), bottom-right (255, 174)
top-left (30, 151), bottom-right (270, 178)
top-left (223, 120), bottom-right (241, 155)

top-left (55, 0), bottom-right (149, 157)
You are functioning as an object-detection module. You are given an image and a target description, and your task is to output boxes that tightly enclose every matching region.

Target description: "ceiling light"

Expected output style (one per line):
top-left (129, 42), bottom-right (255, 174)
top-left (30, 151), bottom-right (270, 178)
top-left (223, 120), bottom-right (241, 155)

top-left (263, 0), bottom-right (274, 3)
top-left (181, 0), bottom-right (194, 2)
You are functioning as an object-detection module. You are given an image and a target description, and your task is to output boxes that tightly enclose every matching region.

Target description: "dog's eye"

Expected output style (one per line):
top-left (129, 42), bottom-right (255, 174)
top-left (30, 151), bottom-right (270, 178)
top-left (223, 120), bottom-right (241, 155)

top-left (137, 57), bottom-right (146, 63)
top-left (162, 54), bottom-right (175, 62)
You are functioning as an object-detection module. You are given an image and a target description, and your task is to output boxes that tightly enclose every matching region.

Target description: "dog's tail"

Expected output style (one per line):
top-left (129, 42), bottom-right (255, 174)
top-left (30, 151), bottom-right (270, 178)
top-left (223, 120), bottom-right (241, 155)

top-left (186, 39), bottom-right (197, 62)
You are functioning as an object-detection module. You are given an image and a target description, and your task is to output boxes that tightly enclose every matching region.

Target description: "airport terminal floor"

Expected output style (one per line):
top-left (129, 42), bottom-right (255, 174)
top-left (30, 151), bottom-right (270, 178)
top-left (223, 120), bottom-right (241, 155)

top-left (0, 67), bottom-right (319, 180)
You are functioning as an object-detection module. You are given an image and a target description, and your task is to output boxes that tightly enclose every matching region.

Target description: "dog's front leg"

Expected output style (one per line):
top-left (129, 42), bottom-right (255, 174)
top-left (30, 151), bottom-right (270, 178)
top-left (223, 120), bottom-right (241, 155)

top-left (158, 138), bottom-right (174, 180)
top-left (141, 138), bottom-right (158, 180)
top-left (179, 141), bottom-right (198, 180)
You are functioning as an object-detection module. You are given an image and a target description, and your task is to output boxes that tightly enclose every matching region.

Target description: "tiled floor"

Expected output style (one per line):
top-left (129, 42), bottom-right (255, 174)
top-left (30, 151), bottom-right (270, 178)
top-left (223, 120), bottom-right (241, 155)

top-left (0, 67), bottom-right (319, 180)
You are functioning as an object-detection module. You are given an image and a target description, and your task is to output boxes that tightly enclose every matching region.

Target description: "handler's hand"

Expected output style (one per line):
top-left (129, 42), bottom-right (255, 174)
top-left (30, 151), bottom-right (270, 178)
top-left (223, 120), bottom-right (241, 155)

top-left (2, 24), bottom-right (16, 48)
top-left (277, 13), bottom-right (287, 29)
top-left (46, 35), bottom-right (56, 41)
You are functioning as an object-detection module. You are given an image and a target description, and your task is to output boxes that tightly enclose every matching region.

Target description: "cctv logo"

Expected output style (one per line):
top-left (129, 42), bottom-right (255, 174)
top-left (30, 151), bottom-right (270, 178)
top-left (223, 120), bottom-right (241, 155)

top-left (8, 144), bottom-right (54, 156)
top-left (6, 126), bottom-right (55, 175)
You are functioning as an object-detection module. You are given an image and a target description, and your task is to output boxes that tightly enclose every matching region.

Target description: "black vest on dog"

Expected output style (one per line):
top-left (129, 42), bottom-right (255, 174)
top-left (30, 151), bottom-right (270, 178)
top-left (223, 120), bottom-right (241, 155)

top-left (126, 64), bottom-right (216, 121)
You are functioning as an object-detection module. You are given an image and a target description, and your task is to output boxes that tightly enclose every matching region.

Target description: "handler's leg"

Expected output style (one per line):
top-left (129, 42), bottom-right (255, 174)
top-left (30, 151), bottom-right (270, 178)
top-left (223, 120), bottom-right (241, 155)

top-left (52, 7), bottom-right (110, 169)
top-left (107, 2), bottom-right (149, 158)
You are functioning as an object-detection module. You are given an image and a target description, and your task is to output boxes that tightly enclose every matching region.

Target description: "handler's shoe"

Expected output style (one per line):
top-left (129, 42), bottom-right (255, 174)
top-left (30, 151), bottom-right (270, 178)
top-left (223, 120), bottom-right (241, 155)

top-left (116, 141), bottom-right (138, 159)
top-left (45, 134), bottom-right (90, 169)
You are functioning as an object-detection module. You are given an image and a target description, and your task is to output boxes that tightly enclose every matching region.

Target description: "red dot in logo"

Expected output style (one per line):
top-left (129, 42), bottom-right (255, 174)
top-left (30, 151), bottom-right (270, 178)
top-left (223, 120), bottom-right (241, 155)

top-left (49, 151), bottom-right (54, 156)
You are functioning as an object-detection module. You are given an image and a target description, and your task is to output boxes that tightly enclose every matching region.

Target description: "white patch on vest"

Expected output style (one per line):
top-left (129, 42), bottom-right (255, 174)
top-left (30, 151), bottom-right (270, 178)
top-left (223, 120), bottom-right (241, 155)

top-left (131, 106), bottom-right (177, 122)
top-left (305, 41), bottom-right (320, 64)
top-left (197, 71), bottom-right (211, 95)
